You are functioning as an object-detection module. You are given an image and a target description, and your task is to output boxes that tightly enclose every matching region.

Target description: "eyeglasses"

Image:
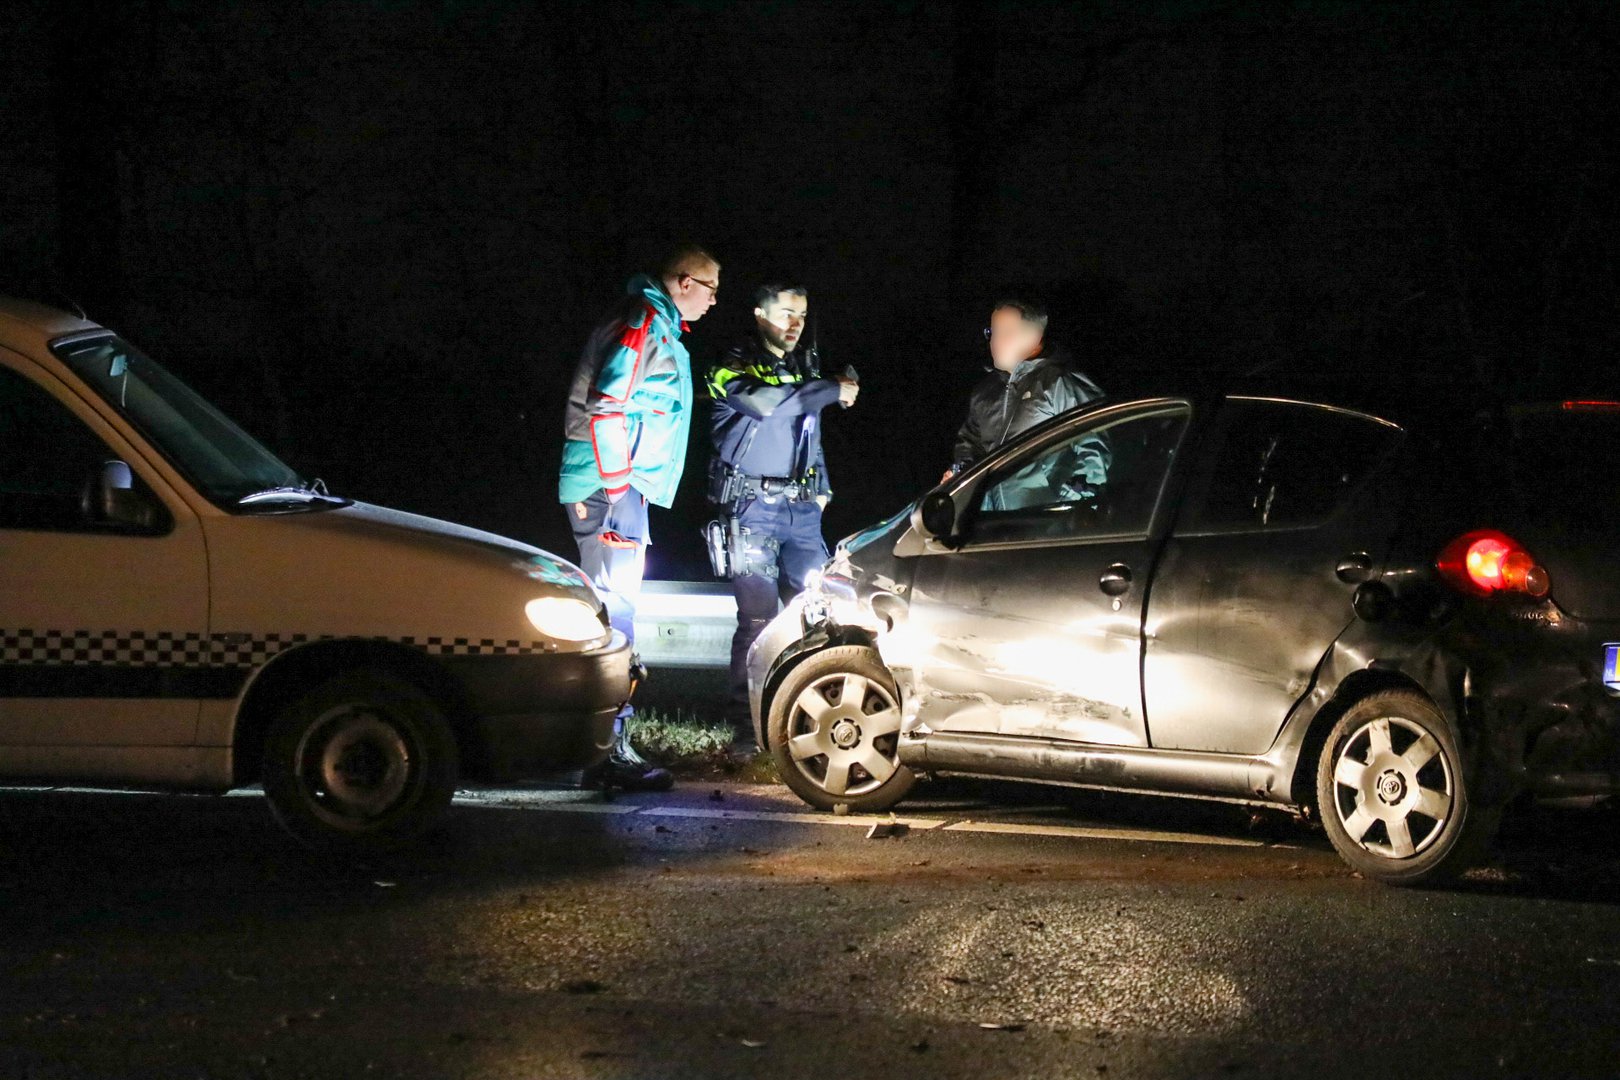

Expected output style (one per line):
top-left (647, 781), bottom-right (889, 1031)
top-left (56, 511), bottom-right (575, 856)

top-left (684, 275), bottom-right (720, 300)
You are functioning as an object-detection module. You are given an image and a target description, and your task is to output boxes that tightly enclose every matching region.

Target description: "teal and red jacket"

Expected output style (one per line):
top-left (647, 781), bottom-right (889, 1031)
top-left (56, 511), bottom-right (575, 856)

top-left (559, 275), bottom-right (693, 508)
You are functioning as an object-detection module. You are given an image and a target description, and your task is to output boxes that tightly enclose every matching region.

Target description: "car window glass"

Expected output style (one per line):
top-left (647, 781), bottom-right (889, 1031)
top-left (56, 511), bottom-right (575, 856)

top-left (1186, 400), bottom-right (1400, 532)
top-left (0, 364), bottom-right (124, 531)
top-left (970, 406), bottom-right (1189, 545)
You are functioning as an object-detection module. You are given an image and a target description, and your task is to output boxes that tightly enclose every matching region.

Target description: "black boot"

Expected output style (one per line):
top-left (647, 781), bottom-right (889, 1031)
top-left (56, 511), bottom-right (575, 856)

top-left (584, 706), bottom-right (673, 793)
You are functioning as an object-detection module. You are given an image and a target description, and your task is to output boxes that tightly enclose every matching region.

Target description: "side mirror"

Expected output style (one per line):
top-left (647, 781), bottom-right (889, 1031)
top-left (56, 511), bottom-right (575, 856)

top-left (917, 490), bottom-right (957, 541)
top-left (81, 460), bottom-right (164, 532)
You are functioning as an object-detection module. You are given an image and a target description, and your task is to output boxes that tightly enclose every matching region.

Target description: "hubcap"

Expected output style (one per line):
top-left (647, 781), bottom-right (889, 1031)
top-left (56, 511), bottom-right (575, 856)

top-left (1376, 769), bottom-right (1406, 804)
top-left (296, 704), bottom-right (417, 824)
top-left (1331, 715), bottom-right (1453, 860)
top-left (784, 671), bottom-right (902, 798)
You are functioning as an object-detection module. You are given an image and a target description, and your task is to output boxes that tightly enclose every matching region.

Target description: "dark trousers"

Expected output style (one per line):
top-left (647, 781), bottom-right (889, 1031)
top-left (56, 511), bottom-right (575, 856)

top-left (725, 495), bottom-right (829, 720)
top-left (565, 489), bottom-right (649, 650)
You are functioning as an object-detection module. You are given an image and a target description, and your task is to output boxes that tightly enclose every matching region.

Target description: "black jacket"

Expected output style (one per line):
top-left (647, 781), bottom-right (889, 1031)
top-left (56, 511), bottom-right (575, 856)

top-left (952, 351), bottom-right (1107, 472)
top-left (707, 339), bottom-right (842, 495)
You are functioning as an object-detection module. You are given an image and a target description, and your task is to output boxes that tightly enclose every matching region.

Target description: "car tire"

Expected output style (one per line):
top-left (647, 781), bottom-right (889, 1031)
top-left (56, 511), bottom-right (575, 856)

top-left (767, 645), bottom-right (915, 813)
top-left (1315, 688), bottom-right (1497, 885)
top-left (262, 669), bottom-right (459, 852)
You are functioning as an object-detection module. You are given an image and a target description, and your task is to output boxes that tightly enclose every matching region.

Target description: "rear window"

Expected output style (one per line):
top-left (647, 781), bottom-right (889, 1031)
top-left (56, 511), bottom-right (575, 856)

top-left (1181, 399), bottom-right (1403, 533)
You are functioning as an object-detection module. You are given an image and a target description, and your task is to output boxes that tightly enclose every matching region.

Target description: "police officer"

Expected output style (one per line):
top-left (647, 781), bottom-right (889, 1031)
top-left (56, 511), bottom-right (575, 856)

top-left (706, 283), bottom-right (856, 724)
top-left (560, 243), bottom-right (720, 791)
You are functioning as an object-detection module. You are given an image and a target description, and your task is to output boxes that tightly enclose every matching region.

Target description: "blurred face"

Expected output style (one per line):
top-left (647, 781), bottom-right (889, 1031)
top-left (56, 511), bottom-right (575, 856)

top-left (755, 291), bottom-right (809, 356)
top-left (987, 305), bottom-right (1045, 372)
top-left (667, 261), bottom-right (721, 322)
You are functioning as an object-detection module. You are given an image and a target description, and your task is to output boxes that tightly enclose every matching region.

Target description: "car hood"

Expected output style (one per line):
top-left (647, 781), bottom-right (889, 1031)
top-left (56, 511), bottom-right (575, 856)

top-left (204, 501), bottom-right (605, 647)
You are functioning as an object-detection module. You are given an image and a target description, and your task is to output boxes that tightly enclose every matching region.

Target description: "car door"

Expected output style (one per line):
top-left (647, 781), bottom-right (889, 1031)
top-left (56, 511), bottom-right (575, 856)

top-left (0, 354), bottom-right (208, 755)
top-left (1142, 397), bottom-right (1404, 754)
top-left (906, 401), bottom-right (1191, 746)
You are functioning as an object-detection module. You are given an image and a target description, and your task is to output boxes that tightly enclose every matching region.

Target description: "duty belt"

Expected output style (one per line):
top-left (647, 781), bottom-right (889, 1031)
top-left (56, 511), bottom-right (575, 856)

top-left (734, 474), bottom-right (816, 502)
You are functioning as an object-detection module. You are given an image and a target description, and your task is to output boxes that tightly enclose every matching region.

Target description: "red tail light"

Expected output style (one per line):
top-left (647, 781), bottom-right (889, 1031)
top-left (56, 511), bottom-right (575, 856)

top-left (1437, 529), bottom-right (1551, 598)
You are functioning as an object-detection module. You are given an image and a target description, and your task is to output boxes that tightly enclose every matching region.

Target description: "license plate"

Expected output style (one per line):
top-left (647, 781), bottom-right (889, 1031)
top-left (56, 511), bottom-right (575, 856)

top-left (1606, 643), bottom-right (1620, 692)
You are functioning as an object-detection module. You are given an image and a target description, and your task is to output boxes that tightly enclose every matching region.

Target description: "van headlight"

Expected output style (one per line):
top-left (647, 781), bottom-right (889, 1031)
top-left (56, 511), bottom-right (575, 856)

top-left (525, 597), bottom-right (607, 643)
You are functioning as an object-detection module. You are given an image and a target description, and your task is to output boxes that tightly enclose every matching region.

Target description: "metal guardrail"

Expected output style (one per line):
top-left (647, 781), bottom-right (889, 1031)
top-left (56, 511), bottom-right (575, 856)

top-left (633, 580), bottom-right (736, 668)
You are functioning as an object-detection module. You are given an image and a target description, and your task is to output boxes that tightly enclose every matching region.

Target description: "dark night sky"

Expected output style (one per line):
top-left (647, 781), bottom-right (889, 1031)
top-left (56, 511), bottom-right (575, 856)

top-left (3, 0), bottom-right (1617, 577)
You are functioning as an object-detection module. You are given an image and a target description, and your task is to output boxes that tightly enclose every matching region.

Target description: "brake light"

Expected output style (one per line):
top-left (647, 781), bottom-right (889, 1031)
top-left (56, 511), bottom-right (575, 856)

top-left (1437, 529), bottom-right (1551, 598)
top-left (1561, 400), bottom-right (1620, 412)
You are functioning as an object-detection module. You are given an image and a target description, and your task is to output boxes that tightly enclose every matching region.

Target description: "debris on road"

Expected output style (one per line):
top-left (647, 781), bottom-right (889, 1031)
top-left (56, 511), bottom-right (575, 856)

top-left (866, 815), bottom-right (909, 839)
top-left (560, 979), bottom-right (607, 994)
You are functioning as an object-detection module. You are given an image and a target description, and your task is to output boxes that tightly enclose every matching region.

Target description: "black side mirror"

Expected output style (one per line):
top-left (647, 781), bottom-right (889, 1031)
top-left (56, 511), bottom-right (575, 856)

top-left (918, 490), bottom-right (957, 541)
top-left (81, 460), bottom-right (164, 532)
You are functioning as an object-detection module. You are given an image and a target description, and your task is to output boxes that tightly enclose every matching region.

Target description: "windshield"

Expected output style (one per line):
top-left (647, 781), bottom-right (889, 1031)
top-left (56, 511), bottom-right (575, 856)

top-left (51, 333), bottom-right (335, 510)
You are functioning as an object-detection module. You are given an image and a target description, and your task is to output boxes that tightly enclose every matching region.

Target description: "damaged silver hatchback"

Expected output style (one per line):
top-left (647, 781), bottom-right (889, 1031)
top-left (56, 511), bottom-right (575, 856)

top-left (745, 392), bottom-right (1620, 885)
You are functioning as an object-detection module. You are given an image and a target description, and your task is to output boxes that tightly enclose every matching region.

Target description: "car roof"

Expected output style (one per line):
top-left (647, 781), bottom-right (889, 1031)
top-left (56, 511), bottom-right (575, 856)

top-left (0, 296), bottom-right (103, 356)
top-left (1193, 372), bottom-right (1619, 432)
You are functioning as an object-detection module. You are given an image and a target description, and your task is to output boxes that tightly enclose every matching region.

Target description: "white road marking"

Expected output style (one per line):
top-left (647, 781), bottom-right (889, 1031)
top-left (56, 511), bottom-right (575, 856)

top-left (640, 805), bottom-right (948, 830)
top-left (942, 819), bottom-right (1264, 847)
top-left (452, 791), bottom-right (639, 815)
top-left (3, 786), bottom-right (1272, 849)
top-left (454, 792), bottom-right (1268, 848)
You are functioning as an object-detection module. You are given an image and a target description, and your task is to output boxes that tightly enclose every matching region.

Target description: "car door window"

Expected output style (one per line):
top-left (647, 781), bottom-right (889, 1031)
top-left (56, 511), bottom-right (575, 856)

top-left (0, 364), bottom-right (128, 531)
top-left (969, 405), bottom-right (1189, 545)
top-left (1183, 400), bottom-right (1401, 533)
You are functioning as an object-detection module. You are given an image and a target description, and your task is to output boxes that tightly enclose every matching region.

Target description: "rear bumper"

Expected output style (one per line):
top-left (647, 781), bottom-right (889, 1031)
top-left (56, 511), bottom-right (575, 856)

top-left (443, 634), bottom-right (629, 781)
top-left (1450, 614), bottom-right (1620, 801)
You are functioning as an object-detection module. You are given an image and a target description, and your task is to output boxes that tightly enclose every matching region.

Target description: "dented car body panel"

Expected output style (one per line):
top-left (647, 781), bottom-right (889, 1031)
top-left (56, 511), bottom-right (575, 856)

top-left (748, 391), bottom-right (1620, 812)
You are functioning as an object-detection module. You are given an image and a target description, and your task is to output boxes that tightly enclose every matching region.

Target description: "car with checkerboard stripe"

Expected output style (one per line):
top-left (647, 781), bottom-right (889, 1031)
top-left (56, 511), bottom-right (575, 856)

top-left (0, 297), bottom-right (628, 848)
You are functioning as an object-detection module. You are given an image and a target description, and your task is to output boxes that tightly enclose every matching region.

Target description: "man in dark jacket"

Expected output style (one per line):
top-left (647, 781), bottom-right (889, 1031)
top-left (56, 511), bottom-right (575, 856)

top-left (947, 297), bottom-right (1108, 490)
top-left (707, 282), bottom-right (856, 722)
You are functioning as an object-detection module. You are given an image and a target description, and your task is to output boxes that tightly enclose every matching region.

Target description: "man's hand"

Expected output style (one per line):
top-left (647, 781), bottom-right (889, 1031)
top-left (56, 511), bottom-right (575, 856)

top-left (940, 463), bottom-right (961, 484)
top-left (836, 378), bottom-right (859, 407)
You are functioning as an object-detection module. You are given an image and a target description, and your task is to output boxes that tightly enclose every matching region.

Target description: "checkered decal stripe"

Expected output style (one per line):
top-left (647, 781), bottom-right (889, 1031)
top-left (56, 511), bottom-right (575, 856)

top-left (0, 630), bottom-right (553, 668)
top-left (0, 629), bottom-right (209, 667)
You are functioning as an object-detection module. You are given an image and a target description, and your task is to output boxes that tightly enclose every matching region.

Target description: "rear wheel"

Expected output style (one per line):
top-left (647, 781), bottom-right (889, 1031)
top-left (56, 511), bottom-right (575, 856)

top-left (1315, 689), bottom-right (1497, 885)
top-left (767, 646), bottom-right (915, 813)
top-left (262, 670), bottom-right (459, 852)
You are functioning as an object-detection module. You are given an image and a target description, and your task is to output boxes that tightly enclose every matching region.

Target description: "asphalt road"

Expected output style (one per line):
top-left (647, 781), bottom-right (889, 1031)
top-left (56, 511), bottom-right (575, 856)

top-left (4, 777), bottom-right (1620, 1079)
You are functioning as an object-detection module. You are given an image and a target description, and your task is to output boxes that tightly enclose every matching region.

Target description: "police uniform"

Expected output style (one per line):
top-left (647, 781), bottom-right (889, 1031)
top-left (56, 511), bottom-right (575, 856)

top-left (706, 338), bottom-right (844, 720)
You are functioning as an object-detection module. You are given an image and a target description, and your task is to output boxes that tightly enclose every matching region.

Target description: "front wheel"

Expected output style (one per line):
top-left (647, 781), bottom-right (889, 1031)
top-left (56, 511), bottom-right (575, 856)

top-left (262, 669), bottom-right (459, 852)
top-left (1315, 689), bottom-right (1497, 885)
top-left (767, 645), bottom-right (915, 813)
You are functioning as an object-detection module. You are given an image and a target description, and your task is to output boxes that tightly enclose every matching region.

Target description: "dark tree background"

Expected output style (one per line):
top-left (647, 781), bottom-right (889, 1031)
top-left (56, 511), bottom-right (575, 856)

top-left (4, 0), bottom-right (1616, 577)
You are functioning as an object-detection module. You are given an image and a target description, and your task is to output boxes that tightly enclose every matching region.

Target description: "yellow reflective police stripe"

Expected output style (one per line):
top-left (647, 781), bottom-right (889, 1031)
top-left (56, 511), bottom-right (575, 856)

top-left (707, 364), bottom-right (801, 398)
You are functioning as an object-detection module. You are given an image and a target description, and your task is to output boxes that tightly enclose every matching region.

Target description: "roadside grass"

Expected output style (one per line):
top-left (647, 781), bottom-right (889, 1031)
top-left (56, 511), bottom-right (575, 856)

top-left (626, 708), bottom-right (779, 783)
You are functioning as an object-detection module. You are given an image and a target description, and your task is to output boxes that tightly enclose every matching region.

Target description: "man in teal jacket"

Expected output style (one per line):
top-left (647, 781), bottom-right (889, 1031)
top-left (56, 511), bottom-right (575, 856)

top-left (560, 244), bottom-right (720, 790)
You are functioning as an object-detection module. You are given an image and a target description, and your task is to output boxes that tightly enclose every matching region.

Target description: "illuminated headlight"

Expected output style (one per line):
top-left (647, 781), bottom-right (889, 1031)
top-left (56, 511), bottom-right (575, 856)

top-left (525, 597), bottom-right (607, 643)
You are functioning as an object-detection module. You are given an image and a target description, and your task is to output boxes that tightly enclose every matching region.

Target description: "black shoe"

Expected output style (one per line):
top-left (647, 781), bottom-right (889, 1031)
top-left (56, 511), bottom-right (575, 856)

top-left (586, 752), bottom-right (675, 793)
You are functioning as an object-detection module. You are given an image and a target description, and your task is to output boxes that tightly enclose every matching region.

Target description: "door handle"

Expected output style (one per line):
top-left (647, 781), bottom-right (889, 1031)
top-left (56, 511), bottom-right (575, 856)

top-left (1335, 552), bottom-right (1374, 584)
top-left (1099, 564), bottom-right (1132, 597)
